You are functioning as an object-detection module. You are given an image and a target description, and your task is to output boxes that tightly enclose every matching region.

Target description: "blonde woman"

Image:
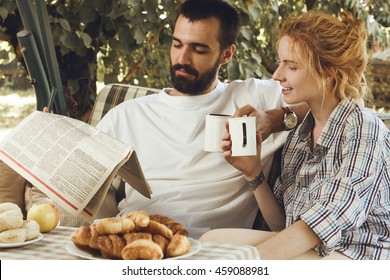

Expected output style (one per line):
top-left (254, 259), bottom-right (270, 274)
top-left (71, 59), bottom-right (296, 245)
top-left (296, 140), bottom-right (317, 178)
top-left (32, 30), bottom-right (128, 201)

top-left (200, 10), bottom-right (390, 260)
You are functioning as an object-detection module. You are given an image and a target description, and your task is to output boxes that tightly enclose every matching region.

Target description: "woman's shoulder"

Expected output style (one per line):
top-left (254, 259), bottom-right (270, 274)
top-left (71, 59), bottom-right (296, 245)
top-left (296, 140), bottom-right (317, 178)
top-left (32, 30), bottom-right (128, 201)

top-left (344, 105), bottom-right (388, 141)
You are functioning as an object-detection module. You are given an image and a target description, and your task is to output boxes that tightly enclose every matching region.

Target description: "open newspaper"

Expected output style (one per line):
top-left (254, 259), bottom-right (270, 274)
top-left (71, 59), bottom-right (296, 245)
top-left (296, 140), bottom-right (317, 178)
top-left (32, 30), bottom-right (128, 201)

top-left (0, 111), bottom-right (152, 223)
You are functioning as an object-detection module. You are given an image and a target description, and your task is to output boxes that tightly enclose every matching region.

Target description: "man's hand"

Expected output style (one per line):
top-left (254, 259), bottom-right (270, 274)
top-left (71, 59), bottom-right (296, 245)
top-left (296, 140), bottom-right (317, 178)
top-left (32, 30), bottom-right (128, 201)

top-left (233, 103), bottom-right (310, 140)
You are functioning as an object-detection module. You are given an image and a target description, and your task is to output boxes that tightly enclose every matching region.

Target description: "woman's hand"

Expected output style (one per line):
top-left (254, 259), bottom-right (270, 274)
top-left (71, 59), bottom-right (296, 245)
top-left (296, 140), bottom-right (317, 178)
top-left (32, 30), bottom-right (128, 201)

top-left (221, 123), bottom-right (263, 181)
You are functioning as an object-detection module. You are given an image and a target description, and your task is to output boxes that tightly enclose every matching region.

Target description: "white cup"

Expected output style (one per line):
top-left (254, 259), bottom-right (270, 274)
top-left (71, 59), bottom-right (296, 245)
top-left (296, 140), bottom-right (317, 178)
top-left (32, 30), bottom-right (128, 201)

top-left (204, 114), bottom-right (232, 152)
top-left (228, 116), bottom-right (257, 156)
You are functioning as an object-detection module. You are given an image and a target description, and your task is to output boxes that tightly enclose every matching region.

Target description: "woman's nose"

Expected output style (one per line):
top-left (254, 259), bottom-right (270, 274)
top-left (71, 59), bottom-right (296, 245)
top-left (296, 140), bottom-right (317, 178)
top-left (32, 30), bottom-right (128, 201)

top-left (272, 65), bottom-right (283, 81)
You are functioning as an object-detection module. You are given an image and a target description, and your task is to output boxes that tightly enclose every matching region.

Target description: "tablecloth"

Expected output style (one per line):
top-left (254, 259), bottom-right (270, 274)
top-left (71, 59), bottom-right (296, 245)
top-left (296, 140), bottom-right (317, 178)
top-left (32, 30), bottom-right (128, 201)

top-left (0, 226), bottom-right (260, 260)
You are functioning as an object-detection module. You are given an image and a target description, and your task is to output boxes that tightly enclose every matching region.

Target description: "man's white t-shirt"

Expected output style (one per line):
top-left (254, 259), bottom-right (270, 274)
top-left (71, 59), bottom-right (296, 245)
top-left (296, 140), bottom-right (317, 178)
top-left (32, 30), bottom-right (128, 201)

top-left (97, 78), bottom-right (288, 238)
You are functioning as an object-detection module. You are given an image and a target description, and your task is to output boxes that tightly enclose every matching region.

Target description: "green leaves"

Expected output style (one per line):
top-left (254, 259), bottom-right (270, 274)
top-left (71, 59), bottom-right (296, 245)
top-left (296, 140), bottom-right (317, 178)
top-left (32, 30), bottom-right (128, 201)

top-left (0, 7), bottom-right (8, 19)
top-left (77, 31), bottom-right (92, 49)
top-left (0, 0), bottom-right (389, 116)
top-left (133, 25), bottom-right (145, 44)
top-left (58, 19), bottom-right (71, 31)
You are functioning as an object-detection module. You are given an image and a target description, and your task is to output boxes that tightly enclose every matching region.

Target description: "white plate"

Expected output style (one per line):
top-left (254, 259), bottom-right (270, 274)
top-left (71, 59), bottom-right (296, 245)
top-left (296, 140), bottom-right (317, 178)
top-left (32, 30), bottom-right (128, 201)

top-left (0, 233), bottom-right (43, 248)
top-left (66, 237), bottom-right (201, 260)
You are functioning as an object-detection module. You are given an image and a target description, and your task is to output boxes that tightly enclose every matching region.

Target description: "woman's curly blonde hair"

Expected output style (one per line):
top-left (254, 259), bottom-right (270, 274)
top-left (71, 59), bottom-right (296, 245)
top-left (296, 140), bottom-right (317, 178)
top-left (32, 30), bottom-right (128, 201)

top-left (278, 10), bottom-right (368, 102)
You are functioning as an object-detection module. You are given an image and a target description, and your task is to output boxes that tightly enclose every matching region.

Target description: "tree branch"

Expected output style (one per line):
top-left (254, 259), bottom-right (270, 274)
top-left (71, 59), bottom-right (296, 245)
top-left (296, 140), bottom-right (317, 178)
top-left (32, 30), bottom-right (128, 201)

top-left (306, 0), bottom-right (317, 10)
top-left (120, 2), bottom-right (183, 83)
top-left (120, 23), bottom-right (164, 83)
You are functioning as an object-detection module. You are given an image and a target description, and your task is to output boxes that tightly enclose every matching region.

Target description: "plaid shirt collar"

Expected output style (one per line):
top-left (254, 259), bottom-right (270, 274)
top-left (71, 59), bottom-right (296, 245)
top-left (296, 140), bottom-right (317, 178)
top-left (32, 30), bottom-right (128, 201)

top-left (298, 99), bottom-right (359, 149)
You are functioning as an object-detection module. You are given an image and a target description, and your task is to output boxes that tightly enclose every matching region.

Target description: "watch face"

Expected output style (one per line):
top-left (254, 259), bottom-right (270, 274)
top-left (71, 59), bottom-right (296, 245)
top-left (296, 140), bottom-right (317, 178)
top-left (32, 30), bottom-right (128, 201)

top-left (285, 114), bottom-right (298, 129)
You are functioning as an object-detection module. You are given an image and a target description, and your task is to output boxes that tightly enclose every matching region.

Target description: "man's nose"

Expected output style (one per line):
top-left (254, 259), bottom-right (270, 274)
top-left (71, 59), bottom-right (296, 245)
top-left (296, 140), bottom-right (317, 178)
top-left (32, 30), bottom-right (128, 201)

top-left (177, 47), bottom-right (191, 65)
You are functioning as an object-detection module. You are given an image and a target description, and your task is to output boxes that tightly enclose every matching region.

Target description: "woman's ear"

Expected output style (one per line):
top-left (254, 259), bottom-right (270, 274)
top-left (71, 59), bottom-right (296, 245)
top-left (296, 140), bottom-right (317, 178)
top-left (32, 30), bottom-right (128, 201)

top-left (220, 44), bottom-right (236, 65)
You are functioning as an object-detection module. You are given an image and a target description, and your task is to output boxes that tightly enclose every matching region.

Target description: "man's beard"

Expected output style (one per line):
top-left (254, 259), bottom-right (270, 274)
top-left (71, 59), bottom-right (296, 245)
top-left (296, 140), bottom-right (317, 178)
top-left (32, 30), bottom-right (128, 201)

top-left (170, 60), bottom-right (220, 95)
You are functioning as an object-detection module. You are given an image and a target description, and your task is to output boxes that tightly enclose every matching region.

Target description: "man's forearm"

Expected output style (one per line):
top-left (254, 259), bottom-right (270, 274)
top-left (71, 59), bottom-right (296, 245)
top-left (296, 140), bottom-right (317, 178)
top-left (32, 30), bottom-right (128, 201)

top-left (290, 102), bottom-right (310, 127)
top-left (266, 102), bottom-right (309, 134)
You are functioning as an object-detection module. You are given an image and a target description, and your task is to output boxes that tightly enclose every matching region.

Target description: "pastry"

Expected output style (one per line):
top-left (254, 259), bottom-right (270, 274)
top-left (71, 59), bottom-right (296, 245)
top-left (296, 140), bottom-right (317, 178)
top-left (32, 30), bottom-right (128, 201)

top-left (121, 239), bottom-right (163, 260)
top-left (71, 224), bottom-right (101, 251)
top-left (95, 217), bottom-right (135, 235)
top-left (150, 214), bottom-right (188, 236)
top-left (69, 212), bottom-right (191, 260)
top-left (141, 220), bottom-right (173, 239)
top-left (166, 233), bottom-right (191, 257)
top-left (122, 232), bottom-right (152, 244)
top-left (0, 209), bottom-right (24, 232)
top-left (152, 234), bottom-right (169, 255)
top-left (71, 225), bottom-right (92, 248)
top-left (98, 234), bottom-right (127, 259)
top-left (123, 210), bottom-right (150, 229)
top-left (0, 202), bottom-right (21, 213)
top-left (0, 228), bottom-right (26, 243)
top-left (22, 220), bottom-right (40, 240)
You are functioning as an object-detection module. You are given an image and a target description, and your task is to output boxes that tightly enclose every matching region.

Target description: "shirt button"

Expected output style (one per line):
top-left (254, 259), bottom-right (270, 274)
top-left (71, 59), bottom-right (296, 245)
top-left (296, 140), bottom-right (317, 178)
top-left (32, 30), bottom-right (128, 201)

top-left (302, 188), bottom-right (307, 192)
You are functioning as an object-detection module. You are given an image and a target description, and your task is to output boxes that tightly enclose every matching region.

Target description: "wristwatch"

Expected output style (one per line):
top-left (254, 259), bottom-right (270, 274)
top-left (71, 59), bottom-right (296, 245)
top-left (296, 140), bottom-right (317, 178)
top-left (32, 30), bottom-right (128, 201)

top-left (282, 107), bottom-right (298, 130)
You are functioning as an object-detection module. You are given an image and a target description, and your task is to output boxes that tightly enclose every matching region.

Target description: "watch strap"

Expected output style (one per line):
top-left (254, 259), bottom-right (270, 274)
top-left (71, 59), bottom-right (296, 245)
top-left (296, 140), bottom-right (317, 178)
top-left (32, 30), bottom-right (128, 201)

top-left (282, 106), bottom-right (293, 114)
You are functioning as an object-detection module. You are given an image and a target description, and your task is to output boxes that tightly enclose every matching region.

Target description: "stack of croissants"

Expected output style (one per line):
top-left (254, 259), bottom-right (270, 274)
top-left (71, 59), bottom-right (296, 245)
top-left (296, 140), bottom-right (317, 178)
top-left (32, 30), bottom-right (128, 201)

top-left (70, 210), bottom-right (191, 260)
top-left (0, 202), bottom-right (40, 243)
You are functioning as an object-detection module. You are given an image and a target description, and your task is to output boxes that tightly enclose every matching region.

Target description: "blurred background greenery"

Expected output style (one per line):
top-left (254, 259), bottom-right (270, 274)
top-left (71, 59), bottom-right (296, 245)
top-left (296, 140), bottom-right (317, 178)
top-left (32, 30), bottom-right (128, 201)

top-left (0, 0), bottom-right (389, 125)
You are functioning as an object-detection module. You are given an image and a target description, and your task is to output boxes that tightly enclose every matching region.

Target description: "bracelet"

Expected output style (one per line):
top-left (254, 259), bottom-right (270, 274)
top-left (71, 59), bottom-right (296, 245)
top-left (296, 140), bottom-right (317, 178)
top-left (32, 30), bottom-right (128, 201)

top-left (247, 170), bottom-right (265, 191)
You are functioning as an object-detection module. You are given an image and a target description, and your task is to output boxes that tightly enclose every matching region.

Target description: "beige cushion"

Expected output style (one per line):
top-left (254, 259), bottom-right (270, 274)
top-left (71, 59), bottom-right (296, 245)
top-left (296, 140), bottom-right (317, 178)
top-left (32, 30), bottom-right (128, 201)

top-left (89, 83), bottom-right (158, 126)
top-left (0, 160), bottom-right (27, 216)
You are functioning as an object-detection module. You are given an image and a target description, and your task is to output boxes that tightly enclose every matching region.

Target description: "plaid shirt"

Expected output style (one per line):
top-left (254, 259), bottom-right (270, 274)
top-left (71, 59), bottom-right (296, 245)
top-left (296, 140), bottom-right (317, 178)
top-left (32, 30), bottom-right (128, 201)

top-left (274, 99), bottom-right (390, 259)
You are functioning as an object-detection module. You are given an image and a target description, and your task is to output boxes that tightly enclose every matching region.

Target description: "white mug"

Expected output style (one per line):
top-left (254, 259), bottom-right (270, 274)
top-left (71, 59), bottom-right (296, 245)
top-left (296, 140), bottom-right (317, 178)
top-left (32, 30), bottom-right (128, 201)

top-left (228, 116), bottom-right (257, 156)
top-left (204, 114), bottom-right (232, 152)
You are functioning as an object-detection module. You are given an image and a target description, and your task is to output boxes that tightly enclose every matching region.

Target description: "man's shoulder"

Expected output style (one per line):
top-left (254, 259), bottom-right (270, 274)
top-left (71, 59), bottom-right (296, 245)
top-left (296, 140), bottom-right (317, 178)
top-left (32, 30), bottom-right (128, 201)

top-left (227, 78), bottom-right (281, 91)
top-left (117, 89), bottom-right (162, 106)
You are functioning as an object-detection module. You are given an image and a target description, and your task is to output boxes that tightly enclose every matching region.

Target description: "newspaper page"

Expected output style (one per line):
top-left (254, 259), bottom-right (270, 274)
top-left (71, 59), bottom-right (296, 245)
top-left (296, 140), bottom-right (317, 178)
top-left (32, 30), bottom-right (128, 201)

top-left (0, 111), bottom-right (151, 223)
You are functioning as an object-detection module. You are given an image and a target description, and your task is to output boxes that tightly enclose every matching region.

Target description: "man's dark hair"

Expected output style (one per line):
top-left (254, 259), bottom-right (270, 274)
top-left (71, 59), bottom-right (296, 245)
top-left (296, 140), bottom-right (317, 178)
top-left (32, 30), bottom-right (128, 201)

top-left (177, 0), bottom-right (240, 49)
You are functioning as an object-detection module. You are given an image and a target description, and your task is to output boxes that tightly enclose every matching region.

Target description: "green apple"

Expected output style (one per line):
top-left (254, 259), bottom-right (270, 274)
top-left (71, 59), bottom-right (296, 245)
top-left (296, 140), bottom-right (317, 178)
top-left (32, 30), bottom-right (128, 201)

top-left (27, 203), bottom-right (60, 233)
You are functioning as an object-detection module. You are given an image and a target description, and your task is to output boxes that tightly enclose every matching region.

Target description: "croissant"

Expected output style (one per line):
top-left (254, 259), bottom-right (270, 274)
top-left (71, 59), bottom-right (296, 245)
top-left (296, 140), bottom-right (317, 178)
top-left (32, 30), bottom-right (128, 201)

top-left (98, 234), bottom-right (127, 259)
top-left (150, 214), bottom-right (188, 236)
top-left (121, 239), bottom-right (163, 260)
top-left (141, 220), bottom-right (173, 239)
top-left (166, 234), bottom-right (191, 257)
top-left (95, 217), bottom-right (135, 235)
top-left (123, 210), bottom-right (150, 229)
top-left (152, 234), bottom-right (169, 255)
top-left (88, 224), bottom-right (100, 250)
top-left (123, 232), bottom-right (152, 244)
top-left (70, 225), bottom-right (91, 248)
top-left (70, 211), bottom-right (191, 260)
top-left (70, 224), bottom-right (100, 252)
